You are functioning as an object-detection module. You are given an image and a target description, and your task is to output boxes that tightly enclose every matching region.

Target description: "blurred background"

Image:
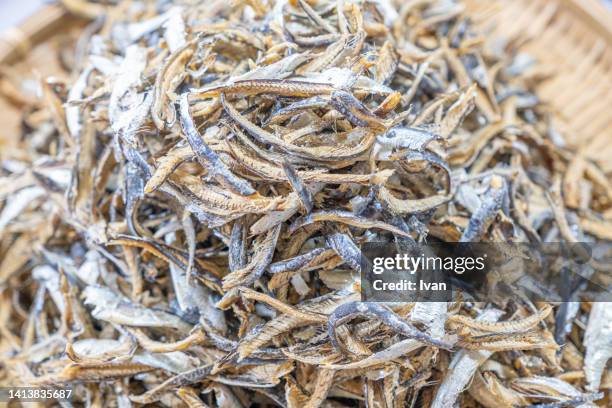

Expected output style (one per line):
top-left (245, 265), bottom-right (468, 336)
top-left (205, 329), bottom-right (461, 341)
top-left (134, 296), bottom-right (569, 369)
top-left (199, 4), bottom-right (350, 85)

top-left (1, 0), bottom-right (612, 31)
top-left (0, 0), bottom-right (45, 31)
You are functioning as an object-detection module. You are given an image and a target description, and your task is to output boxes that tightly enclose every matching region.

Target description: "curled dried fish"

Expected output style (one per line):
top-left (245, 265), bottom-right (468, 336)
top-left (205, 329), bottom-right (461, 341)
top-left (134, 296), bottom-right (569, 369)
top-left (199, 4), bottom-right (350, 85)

top-left (328, 302), bottom-right (454, 351)
top-left (1, 0), bottom-right (610, 405)
top-left (179, 94), bottom-right (256, 195)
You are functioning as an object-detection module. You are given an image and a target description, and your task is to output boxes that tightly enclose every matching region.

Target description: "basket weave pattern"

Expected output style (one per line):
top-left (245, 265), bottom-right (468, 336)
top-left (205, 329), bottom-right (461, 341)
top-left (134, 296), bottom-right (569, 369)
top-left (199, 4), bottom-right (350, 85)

top-left (465, 0), bottom-right (612, 172)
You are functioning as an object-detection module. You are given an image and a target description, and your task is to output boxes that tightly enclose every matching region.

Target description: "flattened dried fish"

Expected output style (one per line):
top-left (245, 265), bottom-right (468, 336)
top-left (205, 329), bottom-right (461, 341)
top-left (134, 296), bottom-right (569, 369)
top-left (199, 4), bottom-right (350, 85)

top-left (83, 286), bottom-right (192, 332)
top-left (325, 231), bottom-right (362, 272)
top-left (291, 210), bottom-right (411, 237)
top-left (583, 302), bottom-right (612, 391)
top-left (152, 41), bottom-right (195, 129)
top-left (432, 309), bottom-right (504, 408)
top-left (2, 0), bottom-right (610, 406)
top-left (460, 175), bottom-right (507, 242)
top-left (282, 160), bottom-right (314, 213)
top-left (179, 94), bottom-right (256, 195)
top-left (193, 79), bottom-right (335, 98)
top-left (448, 304), bottom-right (552, 335)
top-left (328, 302), bottom-right (454, 351)
top-left (222, 225), bottom-right (281, 289)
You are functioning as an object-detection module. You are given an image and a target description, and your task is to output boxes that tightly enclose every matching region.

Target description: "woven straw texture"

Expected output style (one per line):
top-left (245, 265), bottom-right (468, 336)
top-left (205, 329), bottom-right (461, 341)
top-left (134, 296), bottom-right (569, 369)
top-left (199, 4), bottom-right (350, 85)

top-left (465, 0), bottom-right (612, 172)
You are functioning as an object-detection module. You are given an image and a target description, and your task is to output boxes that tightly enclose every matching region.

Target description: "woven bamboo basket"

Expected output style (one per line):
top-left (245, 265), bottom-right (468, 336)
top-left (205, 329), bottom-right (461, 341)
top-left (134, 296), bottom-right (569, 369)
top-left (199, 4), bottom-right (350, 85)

top-left (1, 0), bottom-right (611, 171)
top-left (464, 0), bottom-right (612, 173)
top-left (0, 4), bottom-right (85, 152)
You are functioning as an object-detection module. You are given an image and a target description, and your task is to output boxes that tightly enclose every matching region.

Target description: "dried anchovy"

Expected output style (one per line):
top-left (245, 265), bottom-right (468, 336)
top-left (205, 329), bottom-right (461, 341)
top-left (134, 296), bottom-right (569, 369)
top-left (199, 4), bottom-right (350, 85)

top-left (222, 224), bottom-right (281, 289)
top-left (282, 160), bottom-right (314, 213)
top-left (325, 231), bottom-right (362, 272)
top-left (330, 90), bottom-right (387, 129)
top-left (448, 304), bottom-right (552, 335)
top-left (193, 79), bottom-right (336, 98)
top-left (268, 247), bottom-right (327, 274)
top-left (460, 176), bottom-right (507, 242)
top-left (290, 210), bottom-right (411, 237)
top-left (178, 94), bottom-right (255, 195)
top-left (0, 0), bottom-right (610, 406)
top-left (524, 392), bottom-right (604, 408)
top-left (327, 302), bottom-right (454, 351)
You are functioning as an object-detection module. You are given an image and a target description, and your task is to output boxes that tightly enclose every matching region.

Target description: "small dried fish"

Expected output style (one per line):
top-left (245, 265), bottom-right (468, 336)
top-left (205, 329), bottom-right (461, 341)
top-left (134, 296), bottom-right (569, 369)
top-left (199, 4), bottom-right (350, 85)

top-left (376, 126), bottom-right (440, 151)
top-left (328, 302), bottom-right (455, 351)
top-left (83, 286), bottom-right (192, 332)
top-left (193, 79), bottom-right (336, 98)
top-left (448, 304), bottom-right (552, 335)
top-left (325, 231), bottom-right (362, 272)
top-left (583, 302), bottom-right (612, 391)
top-left (432, 309), bottom-right (505, 408)
top-left (152, 41), bottom-right (195, 129)
top-left (179, 94), bottom-right (256, 195)
top-left (1, 0), bottom-right (610, 406)
top-left (290, 210), bottom-right (411, 237)
top-left (330, 90), bottom-right (388, 129)
top-left (460, 175), bottom-right (507, 242)
top-left (282, 160), bottom-right (314, 213)
top-left (222, 225), bottom-right (281, 289)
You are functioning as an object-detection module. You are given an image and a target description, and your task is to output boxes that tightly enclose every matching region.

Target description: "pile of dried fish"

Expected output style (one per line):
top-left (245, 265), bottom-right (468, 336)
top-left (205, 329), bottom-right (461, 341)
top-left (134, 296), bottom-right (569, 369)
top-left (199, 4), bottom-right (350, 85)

top-left (1, 0), bottom-right (611, 406)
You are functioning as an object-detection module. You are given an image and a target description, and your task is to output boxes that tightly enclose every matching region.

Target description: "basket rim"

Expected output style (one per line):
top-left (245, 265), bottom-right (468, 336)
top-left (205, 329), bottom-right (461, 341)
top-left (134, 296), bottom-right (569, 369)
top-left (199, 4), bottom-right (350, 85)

top-left (0, 4), bottom-right (71, 65)
top-left (558, 0), bottom-right (612, 43)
